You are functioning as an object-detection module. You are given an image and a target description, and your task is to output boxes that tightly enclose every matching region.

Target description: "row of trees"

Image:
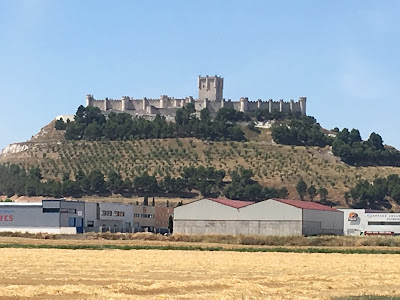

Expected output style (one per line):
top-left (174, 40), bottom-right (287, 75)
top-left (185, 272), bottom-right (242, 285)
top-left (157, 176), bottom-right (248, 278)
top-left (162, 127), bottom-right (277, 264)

top-left (270, 116), bottom-right (400, 167)
top-left (57, 104), bottom-right (246, 142)
top-left (332, 128), bottom-right (400, 166)
top-left (224, 167), bottom-right (288, 201)
top-left (57, 104), bottom-right (309, 143)
top-left (0, 164), bottom-right (288, 201)
top-left (271, 116), bottom-right (333, 147)
top-left (345, 174), bottom-right (400, 209)
top-left (295, 177), bottom-right (329, 202)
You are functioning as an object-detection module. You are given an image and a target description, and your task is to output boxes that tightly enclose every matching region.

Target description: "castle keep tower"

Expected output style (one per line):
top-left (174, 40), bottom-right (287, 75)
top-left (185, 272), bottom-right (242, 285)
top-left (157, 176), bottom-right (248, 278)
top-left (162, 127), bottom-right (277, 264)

top-left (198, 75), bottom-right (223, 101)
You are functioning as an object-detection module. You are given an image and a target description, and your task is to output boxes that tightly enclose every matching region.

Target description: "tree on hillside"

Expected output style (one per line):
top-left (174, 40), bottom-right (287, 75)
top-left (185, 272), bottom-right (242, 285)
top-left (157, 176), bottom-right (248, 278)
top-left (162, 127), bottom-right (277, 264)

top-left (366, 132), bottom-right (384, 151)
top-left (107, 170), bottom-right (124, 194)
top-left (29, 167), bottom-right (42, 180)
top-left (296, 178), bottom-right (308, 200)
top-left (55, 118), bottom-right (66, 130)
top-left (87, 170), bottom-right (105, 194)
top-left (307, 185), bottom-right (317, 202)
top-left (200, 108), bottom-right (210, 121)
top-left (318, 187), bottom-right (328, 202)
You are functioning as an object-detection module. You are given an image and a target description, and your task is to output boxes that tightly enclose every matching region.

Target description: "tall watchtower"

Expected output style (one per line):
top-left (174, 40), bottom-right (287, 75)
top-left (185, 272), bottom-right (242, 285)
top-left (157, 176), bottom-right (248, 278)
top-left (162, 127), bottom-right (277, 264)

top-left (198, 75), bottom-right (223, 101)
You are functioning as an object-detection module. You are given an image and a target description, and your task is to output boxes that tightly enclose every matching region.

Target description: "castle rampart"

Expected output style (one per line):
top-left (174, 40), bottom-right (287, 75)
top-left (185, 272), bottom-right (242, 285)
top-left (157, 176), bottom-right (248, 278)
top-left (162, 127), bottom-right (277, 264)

top-left (86, 76), bottom-right (306, 119)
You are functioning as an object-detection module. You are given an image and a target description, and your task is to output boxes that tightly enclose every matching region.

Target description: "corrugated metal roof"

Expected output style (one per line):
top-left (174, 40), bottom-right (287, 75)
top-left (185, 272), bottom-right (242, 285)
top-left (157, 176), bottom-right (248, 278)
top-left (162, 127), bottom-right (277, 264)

top-left (273, 198), bottom-right (339, 212)
top-left (207, 198), bottom-right (254, 209)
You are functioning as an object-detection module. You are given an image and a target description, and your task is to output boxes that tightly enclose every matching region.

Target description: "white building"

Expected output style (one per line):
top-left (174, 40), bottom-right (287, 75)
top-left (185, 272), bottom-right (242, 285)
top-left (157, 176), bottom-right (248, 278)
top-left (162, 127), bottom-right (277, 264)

top-left (174, 198), bottom-right (343, 236)
top-left (339, 209), bottom-right (400, 236)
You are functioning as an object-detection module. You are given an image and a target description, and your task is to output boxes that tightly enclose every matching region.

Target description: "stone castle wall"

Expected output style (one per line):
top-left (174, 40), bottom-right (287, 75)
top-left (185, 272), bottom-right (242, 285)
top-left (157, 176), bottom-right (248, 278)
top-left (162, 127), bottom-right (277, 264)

top-left (86, 75), bottom-right (306, 119)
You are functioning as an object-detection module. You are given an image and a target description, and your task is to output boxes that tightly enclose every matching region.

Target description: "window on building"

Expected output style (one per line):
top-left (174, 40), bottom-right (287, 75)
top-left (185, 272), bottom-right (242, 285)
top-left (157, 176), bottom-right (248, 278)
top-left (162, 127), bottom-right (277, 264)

top-left (60, 208), bottom-right (77, 214)
top-left (43, 208), bottom-right (60, 213)
top-left (87, 221), bottom-right (94, 227)
top-left (140, 214), bottom-right (155, 218)
top-left (134, 213), bottom-right (140, 218)
top-left (368, 221), bottom-right (400, 226)
top-left (101, 210), bottom-right (112, 216)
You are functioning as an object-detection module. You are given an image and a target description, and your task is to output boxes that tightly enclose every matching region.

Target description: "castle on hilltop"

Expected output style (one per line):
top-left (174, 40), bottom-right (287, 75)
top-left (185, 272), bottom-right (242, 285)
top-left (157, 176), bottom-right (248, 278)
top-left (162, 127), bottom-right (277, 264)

top-left (86, 75), bottom-right (307, 120)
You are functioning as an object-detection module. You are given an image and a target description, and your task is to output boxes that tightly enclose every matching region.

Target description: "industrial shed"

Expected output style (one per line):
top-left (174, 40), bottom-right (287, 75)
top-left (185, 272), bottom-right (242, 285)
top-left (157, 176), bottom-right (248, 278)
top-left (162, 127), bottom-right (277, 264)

top-left (174, 198), bottom-right (344, 236)
top-left (0, 199), bottom-right (134, 234)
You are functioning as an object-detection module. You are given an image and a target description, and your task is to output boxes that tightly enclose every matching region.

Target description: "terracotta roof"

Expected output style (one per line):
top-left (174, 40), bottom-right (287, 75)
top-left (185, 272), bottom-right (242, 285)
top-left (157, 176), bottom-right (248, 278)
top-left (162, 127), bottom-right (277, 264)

top-left (273, 198), bottom-right (339, 212)
top-left (207, 198), bottom-right (254, 209)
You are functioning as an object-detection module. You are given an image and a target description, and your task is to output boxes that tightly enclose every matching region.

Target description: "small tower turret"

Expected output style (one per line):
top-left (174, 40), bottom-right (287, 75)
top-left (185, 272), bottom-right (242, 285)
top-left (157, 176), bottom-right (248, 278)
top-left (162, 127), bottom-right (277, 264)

top-left (239, 97), bottom-right (248, 112)
top-left (86, 94), bottom-right (94, 107)
top-left (121, 96), bottom-right (129, 111)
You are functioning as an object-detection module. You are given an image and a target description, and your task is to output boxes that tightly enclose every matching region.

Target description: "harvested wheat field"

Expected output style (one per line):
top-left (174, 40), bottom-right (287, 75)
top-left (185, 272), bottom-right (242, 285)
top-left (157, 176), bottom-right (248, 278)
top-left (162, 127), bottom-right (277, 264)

top-left (0, 248), bottom-right (399, 300)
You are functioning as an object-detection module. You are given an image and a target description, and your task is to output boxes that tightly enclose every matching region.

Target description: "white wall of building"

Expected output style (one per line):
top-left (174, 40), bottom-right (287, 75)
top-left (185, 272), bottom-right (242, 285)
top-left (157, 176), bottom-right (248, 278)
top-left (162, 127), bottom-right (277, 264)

top-left (340, 209), bottom-right (400, 235)
top-left (302, 209), bottom-right (344, 236)
top-left (174, 199), bottom-right (241, 221)
top-left (239, 199), bottom-right (302, 220)
top-left (174, 198), bottom-right (343, 236)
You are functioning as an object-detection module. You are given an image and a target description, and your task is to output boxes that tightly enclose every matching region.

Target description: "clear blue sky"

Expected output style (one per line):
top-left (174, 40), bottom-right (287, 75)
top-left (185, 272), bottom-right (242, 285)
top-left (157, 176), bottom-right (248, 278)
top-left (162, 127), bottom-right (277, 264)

top-left (1, 0), bottom-right (400, 150)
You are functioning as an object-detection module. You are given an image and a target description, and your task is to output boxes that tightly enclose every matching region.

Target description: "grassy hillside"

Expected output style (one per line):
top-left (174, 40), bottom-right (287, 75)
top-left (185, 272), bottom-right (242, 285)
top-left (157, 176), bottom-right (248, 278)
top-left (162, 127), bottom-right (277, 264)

top-left (2, 121), bottom-right (400, 208)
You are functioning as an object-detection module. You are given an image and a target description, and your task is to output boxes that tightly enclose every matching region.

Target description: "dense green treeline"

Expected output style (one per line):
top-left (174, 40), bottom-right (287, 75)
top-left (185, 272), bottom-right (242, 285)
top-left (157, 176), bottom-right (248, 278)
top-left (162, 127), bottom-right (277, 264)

top-left (346, 174), bottom-right (400, 209)
top-left (0, 164), bottom-right (287, 201)
top-left (271, 116), bottom-right (332, 147)
top-left (57, 104), bottom-right (246, 142)
top-left (271, 117), bottom-right (400, 167)
top-left (332, 128), bottom-right (400, 166)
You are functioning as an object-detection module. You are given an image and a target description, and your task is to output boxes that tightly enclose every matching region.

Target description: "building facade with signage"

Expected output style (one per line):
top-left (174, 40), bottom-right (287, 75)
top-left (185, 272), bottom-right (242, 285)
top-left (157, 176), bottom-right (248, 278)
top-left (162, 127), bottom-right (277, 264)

top-left (339, 209), bottom-right (400, 236)
top-left (0, 199), bottom-right (134, 234)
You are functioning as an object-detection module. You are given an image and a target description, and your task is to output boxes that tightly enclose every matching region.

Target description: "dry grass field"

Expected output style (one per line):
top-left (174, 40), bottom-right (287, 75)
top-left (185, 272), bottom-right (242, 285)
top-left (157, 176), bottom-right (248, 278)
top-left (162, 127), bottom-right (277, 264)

top-left (0, 247), bottom-right (399, 299)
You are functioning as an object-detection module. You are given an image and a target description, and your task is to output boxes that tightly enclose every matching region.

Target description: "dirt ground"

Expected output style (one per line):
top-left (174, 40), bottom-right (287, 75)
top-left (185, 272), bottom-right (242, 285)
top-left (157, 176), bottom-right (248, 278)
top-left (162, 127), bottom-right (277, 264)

top-left (0, 248), bottom-right (399, 300)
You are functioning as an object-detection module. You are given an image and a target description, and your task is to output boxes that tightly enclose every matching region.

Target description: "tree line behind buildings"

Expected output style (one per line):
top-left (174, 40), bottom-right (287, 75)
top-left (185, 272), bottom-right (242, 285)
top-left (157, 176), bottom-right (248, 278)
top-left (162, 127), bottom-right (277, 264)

top-left (0, 164), bottom-right (288, 201)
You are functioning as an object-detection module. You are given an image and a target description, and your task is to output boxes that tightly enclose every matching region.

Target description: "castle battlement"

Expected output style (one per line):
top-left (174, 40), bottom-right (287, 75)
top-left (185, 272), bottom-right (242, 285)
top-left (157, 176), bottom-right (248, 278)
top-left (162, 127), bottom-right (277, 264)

top-left (86, 76), bottom-right (306, 118)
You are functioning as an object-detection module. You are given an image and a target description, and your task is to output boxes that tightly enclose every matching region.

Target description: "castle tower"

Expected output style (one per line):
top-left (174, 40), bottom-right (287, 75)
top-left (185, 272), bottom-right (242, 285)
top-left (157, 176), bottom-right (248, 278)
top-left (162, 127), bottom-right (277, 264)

top-left (160, 95), bottom-right (168, 109)
top-left (198, 75), bottom-right (223, 101)
top-left (142, 97), bottom-right (147, 111)
top-left (239, 97), bottom-right (248, 112)
top-left (121, 96), bottom-right (129, 111)
top-left (86, 94), bottom-right (94, 107)
top-left (299, 97), bottom-right (307, 115)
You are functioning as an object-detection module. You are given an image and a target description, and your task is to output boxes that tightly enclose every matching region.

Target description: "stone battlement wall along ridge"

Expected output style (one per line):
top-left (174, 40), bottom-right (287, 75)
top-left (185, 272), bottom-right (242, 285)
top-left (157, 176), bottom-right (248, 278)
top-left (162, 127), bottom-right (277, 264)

top-left (85, 75), bottom-right (307, 119)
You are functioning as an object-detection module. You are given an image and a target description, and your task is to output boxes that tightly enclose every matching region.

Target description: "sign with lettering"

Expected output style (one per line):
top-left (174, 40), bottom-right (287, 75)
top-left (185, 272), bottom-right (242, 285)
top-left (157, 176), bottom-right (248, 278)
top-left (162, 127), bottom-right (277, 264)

top-left (0, 215), bottom-right (13, 221)
top-left (366, 213), bottom-right (400, 221)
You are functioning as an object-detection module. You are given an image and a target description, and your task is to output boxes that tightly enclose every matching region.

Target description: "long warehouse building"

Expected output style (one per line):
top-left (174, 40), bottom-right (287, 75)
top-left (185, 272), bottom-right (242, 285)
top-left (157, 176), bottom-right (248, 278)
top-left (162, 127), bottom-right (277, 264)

top-left (0, 199), bottom-right (134, 234)
top-left (174, 198), bottom-right (344, 236)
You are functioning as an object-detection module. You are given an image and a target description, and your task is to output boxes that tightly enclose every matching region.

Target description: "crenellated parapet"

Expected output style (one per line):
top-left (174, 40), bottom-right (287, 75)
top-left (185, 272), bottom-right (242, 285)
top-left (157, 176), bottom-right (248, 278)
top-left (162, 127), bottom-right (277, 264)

top-left (85, 76), bottom-right (307, 118)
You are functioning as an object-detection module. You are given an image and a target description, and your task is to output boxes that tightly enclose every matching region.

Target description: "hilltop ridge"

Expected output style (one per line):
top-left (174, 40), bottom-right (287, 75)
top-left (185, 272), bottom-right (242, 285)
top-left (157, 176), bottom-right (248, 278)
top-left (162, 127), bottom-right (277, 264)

top-left (2, 118), bottom-right (400, 211)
